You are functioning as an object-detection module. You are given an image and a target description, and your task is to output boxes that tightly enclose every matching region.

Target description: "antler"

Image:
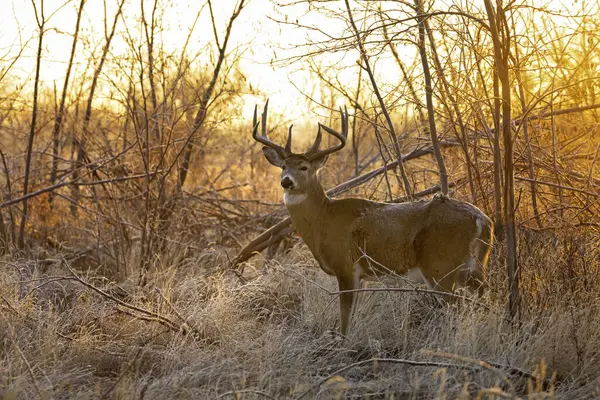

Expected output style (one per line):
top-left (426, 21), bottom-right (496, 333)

top-left (252, 100), bottom-right (293, 156)
top-left (307, 106), bottom-right (349, 161)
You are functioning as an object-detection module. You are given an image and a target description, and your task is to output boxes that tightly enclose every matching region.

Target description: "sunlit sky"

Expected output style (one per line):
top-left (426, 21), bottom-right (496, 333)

top-left (1, 0), bottom-right (363, 122)
top-left (0, 0), bottom-right (583, 124)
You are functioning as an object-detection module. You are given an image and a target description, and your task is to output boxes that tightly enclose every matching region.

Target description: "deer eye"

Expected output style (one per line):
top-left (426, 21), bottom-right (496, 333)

top-left (300, 166), bottom-right (308, 171)
top-left (282, 166), bottom-right (286, 170)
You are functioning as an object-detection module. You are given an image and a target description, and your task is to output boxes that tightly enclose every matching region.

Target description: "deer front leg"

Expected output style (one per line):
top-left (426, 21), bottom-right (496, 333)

top-left (337, 274), bottom-right (355, 336)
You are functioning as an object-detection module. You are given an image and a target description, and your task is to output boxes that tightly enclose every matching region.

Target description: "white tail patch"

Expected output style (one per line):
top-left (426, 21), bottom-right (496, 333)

top-left (475, 216), bottom-right (484, 238)
top-left (468, 217), bottom-right (487, 273)
top-left (284, 192), bottom-right (307, 206)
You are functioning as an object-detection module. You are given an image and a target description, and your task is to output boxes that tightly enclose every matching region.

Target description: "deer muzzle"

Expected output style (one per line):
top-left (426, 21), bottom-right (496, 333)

top-left (281, 176), bottom-right (295, 189)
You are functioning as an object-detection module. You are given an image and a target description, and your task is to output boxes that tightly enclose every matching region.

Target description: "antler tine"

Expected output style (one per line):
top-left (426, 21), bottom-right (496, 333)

top-left (252, 100), bottom-right (285, 155)
top-left (310, 125), bottom-right (322, 153)
top-left (285, 124), bottom-right (293, 154)
top-left (261, 99), bottom-right (269, 138)
top-left (308, 106), bottom-right (349, 160)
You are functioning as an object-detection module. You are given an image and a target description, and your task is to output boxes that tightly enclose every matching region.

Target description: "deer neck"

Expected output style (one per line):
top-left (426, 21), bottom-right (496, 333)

top-left (283, 183), bottom-right (330, 245)
top-left (283, 183), bottom-right (329, 211)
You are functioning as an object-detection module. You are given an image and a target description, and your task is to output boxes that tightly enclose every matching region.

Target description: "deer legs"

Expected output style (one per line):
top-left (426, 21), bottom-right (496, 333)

top-left (337, 275), bottom-right (355, 336)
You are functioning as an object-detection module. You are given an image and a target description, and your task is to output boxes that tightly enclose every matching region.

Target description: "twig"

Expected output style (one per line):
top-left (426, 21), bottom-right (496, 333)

top-left (1, 294), bottom-right (21, 316)
top-left (218, 389), bottom-right (277, 399)
top-left (0, 313), bottom-right (47, 399)
top-left (99, 348), bottom-right (143, 400)
top-left (515, 177), bottom-right (598, 198)
top-left (422, 349), bottom-right (552, 386)
top-left (25, 276), bottom-right (77, 298)
top-left (295, 357), bottom-right (472, 399)
top-left (156, 288), bottom-right (203, 336)
top-left (1, 172), bottom-right (154, 209)
top-left (287, 266), bottom-right (491, 309)
top-left (65, 263), bottom-right (194, 336)
top-left (331, 287), bottom-right (484, 305)
top-left (14, 338), bottom-right (46, 399)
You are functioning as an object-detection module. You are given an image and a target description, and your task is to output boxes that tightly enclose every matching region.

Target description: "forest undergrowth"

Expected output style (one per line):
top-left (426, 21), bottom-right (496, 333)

top-left (1, 226), bottom-right (599, 399)
top-left (2, 1), bottom-right (600, 398)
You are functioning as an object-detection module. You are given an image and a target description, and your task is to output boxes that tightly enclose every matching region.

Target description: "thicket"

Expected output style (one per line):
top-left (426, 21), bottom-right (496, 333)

top-left (1, 0), bottom-right (599, 398)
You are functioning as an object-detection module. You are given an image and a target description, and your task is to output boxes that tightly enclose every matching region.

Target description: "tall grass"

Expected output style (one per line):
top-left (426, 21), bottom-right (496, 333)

top-left (1, 227), bottom-right (599, 399)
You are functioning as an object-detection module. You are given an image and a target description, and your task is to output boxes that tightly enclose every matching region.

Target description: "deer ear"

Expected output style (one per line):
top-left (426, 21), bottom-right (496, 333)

top-left (313, 154), bottom-right (329, 169)
top-left (262, 147), bottom-right (284, 168)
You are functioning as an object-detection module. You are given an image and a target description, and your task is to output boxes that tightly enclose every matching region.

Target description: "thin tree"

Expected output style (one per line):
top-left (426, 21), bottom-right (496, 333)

top-left (49, 0), bottom-right (86, 206)
top-left (344, 0), bottom-right (413, 198)
top-left (71, 0), bottom-right (126, 214)
top-left (414, 0), bottom-right (449, 195)
top-left (141, 0), bottom-right (160, 141)
top-left (177, 0), bottom-right (248, 188)
top-left (514, 53), bottom-right (541, 227)
top-left (18, 0), bottom-right (46, 249)
top-left (483, 0), bottom-right (519, 319)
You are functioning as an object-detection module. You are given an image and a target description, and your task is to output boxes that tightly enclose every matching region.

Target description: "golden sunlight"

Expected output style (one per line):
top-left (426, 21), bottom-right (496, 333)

top-left (2, 0), bottom-right (363, 121)
top-left (1, 0), bottom-right (600, 398)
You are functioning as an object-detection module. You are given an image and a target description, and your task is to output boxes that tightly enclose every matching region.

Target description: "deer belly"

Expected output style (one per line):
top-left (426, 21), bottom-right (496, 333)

top-left (313, 253), bottom-right (336, 276)
top-left (356, 247), bottom-right (415, 277)
top-left (317, 260), bottom-right (336, 275)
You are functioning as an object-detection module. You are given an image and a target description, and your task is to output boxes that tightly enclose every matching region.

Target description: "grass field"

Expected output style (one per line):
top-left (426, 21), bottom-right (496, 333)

top-left (1, 228), bottom-right (599, 399)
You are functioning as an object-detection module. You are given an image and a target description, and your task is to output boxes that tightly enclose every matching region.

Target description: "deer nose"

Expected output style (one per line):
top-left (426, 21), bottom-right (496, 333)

top-left (281, 177), bottom-right (294, 189)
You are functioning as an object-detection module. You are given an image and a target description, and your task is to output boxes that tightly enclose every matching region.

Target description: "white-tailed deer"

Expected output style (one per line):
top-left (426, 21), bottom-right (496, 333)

top-left (252, 101), bottom-right (493, 335)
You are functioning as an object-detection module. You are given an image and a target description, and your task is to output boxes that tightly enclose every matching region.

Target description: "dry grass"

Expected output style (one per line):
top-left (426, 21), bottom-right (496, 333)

top-left (1, 230), bottom-right (600, 399)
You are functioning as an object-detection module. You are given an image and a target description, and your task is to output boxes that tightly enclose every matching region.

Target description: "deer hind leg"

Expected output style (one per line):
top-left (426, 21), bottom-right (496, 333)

top-left (463, 256), bottom-right (485, 296)
top-left (405, 267), bottom-right (434, 289)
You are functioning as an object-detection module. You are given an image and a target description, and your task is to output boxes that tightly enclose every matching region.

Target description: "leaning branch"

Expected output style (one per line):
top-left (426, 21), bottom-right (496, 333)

top-left (422, 349), bottom-right (551, 385)
top-left (0, 173), bottom-right (153, 209)
top-left (65, 263), bottom-right (200, 337)
top-left (177, 0), bottom-right (247, 188)
top-left (515, 177), bottom-right (599, 197)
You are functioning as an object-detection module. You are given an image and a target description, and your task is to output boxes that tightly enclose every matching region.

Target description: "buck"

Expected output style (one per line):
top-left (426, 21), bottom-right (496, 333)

top-left (252, 101), bottom-right (493, 335)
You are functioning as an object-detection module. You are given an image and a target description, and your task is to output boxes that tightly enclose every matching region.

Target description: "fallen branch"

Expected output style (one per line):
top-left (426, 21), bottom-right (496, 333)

top-left (231, 142), bottom-right (459, 266)
top-left (422, 349), bottom-right (553, 386)
top-left (328, 141), bottom-right (458, 197)
top-left (218, 389), bottom-right (277, 400)
top-left (294, 357), bottom-right (476, 399)
top-left (65, 263), bottom-right (200, 337)
top-left (296, 350), bottom-right (548, 399)
top-left (231, 219), bottom-right (295, 267)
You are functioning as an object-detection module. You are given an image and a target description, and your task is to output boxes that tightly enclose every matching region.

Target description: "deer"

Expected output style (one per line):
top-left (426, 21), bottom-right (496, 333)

top-left (251, 101), bottom-right (494, 335)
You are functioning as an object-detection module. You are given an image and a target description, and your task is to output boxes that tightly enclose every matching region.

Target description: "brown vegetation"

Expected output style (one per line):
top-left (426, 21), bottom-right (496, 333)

top-left (1, 0), bottom-right (600, 398)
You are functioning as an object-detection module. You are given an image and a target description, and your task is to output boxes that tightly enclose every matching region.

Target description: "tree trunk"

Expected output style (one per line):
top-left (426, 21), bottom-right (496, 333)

top-left (18, 0), bottom-right (45, 249)
top-left (484, 0), bottom-right (519, 320)
top-left (49, 0), bottom-right (86, 207)
top-left (414, 0), bottom-right (448, 195)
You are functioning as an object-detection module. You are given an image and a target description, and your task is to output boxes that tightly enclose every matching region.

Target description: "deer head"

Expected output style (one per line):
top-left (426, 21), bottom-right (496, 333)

top-left (253, 101), bottom-right (349, 201)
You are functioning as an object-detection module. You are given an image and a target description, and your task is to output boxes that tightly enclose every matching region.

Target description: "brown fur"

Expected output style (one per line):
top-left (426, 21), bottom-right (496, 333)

top-left (258, 128), bottom-right (493, 336)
